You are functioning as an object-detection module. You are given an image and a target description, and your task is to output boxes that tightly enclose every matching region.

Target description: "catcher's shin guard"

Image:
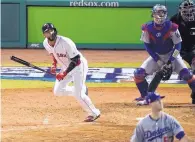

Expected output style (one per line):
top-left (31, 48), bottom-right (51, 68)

top-left (134, 68), bottom-right (148, 98)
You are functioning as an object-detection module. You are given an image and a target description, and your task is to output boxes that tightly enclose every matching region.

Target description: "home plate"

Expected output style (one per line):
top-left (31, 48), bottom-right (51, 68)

top-left (136, 117), bottom-right (144, 121)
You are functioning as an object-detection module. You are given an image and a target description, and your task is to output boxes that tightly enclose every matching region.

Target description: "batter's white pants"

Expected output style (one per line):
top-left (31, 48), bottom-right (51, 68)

top-left (53, 58), bottom-right (100, 117)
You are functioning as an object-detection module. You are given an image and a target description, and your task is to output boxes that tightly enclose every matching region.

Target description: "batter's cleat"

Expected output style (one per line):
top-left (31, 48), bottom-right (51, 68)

top-left (84, 114), bottom-right (100, 122)
top-left (85, 86), bottom-right (88, 96)
top-left (135, 96), bottom-right (145, 101)
top-left (192, 99), bottom-right (195, 104)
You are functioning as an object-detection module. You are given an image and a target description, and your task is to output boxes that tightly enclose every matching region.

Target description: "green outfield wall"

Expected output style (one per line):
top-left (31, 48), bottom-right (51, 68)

top-left (28, 7), bottom-right (151, 48)
top-left (1, 0), bottom-right (184, 49)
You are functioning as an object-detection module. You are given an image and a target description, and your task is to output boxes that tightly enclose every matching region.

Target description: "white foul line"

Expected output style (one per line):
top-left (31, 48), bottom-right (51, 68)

top-left (1, 122), bottom-right (90, 132)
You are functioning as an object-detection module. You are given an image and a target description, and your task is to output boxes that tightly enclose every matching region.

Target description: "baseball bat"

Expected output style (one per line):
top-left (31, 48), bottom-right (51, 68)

top-left (10, 56), bottom-right (54, 75)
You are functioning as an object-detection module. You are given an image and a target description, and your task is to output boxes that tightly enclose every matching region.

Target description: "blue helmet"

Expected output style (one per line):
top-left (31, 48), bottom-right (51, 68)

top-left (152, 4), bottom-right (168, 25)
top-left (179, 0), bottom-right (195, 21)
top-left (42, 23), bottom-right (57, 41)
top-left (146, 92), bottom-right (165, 104)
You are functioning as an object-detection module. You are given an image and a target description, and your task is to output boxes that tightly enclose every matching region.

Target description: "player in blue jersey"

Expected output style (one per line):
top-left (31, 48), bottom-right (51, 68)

top-left (134, 4), bottom-right (195, 104)
top-left (131, 92), bottom-right (190, 142)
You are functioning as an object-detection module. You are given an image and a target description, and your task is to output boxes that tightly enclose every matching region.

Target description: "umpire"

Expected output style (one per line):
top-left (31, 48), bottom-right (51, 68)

top-left (170, 0), bottom-right (195, 104)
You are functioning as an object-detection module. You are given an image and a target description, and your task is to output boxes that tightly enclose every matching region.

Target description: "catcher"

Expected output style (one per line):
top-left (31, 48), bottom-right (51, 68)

top-left (134, 4), bottom-right (195, 104)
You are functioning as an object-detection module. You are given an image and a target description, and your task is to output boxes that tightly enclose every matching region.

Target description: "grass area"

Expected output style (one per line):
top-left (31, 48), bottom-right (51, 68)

top-left (1, 79), bottom-right (188, 89)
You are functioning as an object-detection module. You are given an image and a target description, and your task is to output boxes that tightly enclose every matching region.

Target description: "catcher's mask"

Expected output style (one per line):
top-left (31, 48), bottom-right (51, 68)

top-left (152, 4), bottom-right (168, 26)
top-left (179, 0), bottom-right (195, 22)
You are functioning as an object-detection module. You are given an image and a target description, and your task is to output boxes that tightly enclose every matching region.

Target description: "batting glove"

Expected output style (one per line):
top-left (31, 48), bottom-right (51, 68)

top-left (56, 72), bottom-right (67, 81)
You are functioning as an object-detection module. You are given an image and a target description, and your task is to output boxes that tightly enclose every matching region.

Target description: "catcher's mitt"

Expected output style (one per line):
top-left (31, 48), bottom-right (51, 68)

top-left (161, 63), bottom-right (173, 81)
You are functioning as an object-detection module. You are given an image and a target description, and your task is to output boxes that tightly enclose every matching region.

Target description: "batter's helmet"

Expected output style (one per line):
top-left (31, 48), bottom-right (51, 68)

top-left (42, 23), bottom-right (57, 41)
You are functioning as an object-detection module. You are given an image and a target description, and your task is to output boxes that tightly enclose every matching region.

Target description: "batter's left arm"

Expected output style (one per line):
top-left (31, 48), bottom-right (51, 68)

top-left (63, 38), bottom-right (80, 75)
top-left (64, 54), bottom-right (81, 75)
top-left (56, 54), bottom-right (80, 81)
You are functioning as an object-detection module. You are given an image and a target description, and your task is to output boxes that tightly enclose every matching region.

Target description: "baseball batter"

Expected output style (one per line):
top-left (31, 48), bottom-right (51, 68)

top-left (134, 4), bottom-right (195, 104)
top-left (131, 92), bottom-right (189, 142)
top-left (42, 23), bottom-right (100, 122)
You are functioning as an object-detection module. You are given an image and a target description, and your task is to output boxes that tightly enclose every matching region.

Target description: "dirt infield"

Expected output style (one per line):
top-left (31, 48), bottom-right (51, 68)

top-left (1, 49), bottom-right (195, 142)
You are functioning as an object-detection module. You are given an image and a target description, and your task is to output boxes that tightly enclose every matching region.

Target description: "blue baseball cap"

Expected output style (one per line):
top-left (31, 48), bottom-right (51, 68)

top-left (146, 92), bottom-right (165, 104)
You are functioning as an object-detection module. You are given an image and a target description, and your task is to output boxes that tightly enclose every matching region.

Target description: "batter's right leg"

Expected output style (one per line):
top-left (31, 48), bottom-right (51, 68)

top-left (73, 59), bottom-right (100, 122)
top-left (134, 56), bottom-right (159, 101)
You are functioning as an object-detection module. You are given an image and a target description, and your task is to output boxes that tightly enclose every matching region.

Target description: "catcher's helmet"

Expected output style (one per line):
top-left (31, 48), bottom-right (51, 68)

top-left (42, 23), bottom-right (57, 41)
top-left (179, 0), bottom-right (195, 21)
top-left (152, 4), bottom-right (168, 25)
